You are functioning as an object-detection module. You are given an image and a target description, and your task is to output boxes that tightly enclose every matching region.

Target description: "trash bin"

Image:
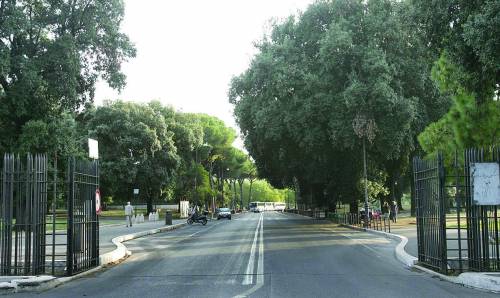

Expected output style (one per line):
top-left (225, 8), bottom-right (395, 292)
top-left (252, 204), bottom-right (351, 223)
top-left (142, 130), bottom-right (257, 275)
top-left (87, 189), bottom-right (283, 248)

top-left (165, 211), bottom-right (172, 225)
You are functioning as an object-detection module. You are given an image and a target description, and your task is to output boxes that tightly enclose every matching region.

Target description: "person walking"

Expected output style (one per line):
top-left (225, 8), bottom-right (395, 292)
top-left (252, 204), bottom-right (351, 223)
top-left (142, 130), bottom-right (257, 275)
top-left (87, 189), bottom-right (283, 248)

top-left (125, 201), bottom-right (134, 227)
top-left (383, 201), bottom-right (390, 219)
top-left (390, 200), bottom-right (398, 223)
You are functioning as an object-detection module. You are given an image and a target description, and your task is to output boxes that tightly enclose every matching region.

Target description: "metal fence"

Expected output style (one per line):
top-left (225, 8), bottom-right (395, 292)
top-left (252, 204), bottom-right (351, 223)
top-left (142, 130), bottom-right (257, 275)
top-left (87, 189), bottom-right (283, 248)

top-left (286, 209), bottom-right (329, 219)
top-left (0, 154), bottom-right (48, 275)
top-left (331, 212), bottom-right (391, 233)
top-left (413, 148), bottom-right (500, 274)
top-left (286, 209), bottom-right (313, 217)
top-left (0, 154), bottom-right (99, 276)
top-left (67, 158), bottom-right (99, 276)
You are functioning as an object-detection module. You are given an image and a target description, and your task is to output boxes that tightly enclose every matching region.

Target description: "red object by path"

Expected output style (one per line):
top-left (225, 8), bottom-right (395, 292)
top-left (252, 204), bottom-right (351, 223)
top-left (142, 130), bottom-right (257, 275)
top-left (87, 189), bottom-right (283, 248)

top-left (95, 189), bottom-right (101, 215)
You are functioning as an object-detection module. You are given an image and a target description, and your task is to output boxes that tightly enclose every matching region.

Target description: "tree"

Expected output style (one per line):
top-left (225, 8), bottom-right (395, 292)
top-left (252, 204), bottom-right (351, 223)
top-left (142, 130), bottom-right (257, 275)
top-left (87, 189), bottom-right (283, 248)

top-left (410, 0), bottom-right (500, 104)
top-left (196, 114), bottom-right (237, 209)
top-left (244, 180), bottom-right (288, 203)
top-left (418, 53), bottom-right (500, 157)
top-left (86, 101), bottom-right (180, 213)
top-left (229, 0), bottom-right (447, 210)
top-left (17, 112), bottom-right (85, 159)
top-left (245, 162), bottom-right (258, 206)
top-left (0, 0), bottom-right (135, 151)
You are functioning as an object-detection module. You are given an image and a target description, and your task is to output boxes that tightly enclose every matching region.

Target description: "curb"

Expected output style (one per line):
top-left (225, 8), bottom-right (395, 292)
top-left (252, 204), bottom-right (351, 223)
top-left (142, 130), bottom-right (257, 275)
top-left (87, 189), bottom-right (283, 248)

top-left (340, 224), bottom-right (500, 293)
top-left (99, 222), bottom-right (186, 264)
top-left (1, 222), bottom-right (186, 294)
top-left (339, 224), bottom-right (417, 267)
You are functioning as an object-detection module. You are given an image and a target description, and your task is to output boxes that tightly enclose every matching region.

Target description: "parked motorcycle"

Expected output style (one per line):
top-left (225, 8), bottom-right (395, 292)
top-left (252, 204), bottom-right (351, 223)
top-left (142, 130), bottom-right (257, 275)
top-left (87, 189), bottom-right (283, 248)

top-left (187, 214), bottom-right (207, 225)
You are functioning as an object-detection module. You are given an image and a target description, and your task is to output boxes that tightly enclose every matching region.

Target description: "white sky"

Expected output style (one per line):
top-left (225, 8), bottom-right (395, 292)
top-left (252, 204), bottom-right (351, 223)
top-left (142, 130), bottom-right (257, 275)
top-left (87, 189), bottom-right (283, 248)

top-left (94, 0), bottom-right (314, 149)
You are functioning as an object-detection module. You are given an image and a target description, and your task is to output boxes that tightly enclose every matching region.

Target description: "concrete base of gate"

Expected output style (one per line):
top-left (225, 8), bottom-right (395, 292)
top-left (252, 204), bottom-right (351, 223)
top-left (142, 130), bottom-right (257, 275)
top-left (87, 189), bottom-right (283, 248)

top-left (0, 222), bottom-right (186, 294)
top-left (341, 224), bottom-right (500, 293)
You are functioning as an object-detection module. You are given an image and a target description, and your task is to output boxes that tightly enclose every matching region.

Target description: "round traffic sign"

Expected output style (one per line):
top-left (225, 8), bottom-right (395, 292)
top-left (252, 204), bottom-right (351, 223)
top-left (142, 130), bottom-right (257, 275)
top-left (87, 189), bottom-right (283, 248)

top-left (96, 189), bottom-right (101, 214)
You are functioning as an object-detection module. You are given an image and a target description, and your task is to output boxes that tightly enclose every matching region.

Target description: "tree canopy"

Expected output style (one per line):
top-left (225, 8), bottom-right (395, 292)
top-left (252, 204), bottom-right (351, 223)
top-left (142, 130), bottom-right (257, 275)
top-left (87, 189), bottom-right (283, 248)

top-left (229, 0), bottom-right (449, 210)
top-left (0, 0), bottom-right (135, 151)
top-left (410, 0), bottom-right (499, 104)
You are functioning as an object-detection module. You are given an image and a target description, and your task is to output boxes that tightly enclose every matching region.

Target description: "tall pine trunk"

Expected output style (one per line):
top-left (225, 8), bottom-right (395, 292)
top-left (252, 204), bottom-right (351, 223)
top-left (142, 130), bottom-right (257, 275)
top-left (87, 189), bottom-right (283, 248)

top-left (238, 179), bottom-right (244, 210)
top-left (232, 180), bottom-right (237, 210)
top-left (249, 179), bottom-right (254, 203)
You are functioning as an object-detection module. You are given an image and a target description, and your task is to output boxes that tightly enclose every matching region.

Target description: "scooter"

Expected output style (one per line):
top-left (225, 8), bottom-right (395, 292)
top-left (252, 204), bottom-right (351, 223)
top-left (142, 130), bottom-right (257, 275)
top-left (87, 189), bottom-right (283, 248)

top-left (187, 213), bottom-right (207, 225)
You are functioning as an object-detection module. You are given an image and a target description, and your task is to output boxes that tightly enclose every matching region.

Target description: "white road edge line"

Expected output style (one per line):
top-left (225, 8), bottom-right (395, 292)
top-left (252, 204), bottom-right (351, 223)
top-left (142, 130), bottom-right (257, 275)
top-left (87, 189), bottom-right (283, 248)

top-left (242, 214), bottom-right (262, 285)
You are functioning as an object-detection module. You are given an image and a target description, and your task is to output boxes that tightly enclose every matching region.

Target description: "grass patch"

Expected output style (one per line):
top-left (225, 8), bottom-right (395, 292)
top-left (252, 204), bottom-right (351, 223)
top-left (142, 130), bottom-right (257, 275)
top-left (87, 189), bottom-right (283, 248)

top-left (100, 209), bottom-right (181, 220)
top-left (45, 220), bottom-right (120, 232)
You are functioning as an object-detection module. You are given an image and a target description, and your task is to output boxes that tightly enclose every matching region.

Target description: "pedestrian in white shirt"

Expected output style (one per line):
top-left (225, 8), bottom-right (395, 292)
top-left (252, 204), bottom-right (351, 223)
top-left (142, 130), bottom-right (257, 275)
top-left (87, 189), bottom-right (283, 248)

top-left (125, 202), bottom-right (134, 227)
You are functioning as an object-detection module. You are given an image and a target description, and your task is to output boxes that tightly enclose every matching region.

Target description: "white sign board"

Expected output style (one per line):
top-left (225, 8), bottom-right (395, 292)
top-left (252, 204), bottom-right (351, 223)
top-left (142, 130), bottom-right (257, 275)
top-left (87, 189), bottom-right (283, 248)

top-left (471, 163), bottom-right (500, 205)
top-left (88, 138), bottom-right (99, 159)
top-left (133, 188), bottom-right (139, 195)
top-left (180, 200), bottom-right (189, 218)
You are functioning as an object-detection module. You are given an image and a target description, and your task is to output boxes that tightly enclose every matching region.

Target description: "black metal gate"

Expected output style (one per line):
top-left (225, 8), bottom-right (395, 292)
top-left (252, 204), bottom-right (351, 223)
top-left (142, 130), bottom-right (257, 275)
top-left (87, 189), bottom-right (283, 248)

top-left (0, 154), bottom-right (48, 275)
top-left (67, 158), bottom-right (99, 275)
top-left (0, 154), bottom-right (99, 276)
top-left (413, 148), bottom-right (500, 274)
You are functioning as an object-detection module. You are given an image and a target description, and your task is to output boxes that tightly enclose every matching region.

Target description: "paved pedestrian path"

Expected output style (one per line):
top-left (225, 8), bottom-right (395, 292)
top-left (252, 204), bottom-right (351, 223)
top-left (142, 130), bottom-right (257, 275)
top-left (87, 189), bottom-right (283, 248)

top-left (99, 218), bottom-right (185, 254)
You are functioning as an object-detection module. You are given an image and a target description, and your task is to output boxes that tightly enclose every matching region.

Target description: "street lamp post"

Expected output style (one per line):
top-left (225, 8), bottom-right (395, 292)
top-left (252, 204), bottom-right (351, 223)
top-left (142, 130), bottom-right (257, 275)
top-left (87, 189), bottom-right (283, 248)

top-left (363, 138), bottom-right (369, 228)
top-left (220, 167), bottom-right (224, 205)
top-left (194, 146), bottom-right (198, 206)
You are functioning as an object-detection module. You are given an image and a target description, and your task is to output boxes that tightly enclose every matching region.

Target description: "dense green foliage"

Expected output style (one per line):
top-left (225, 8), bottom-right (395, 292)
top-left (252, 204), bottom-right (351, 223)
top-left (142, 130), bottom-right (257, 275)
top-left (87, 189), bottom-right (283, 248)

top-left (242, 180), bottom-right (294, 204)
top-left (418, 54), bottom-right (500, 160)
top-left (80, 100), bottom-right (266, 212)
top-left (0, 1), bottom-right (277, 213)
top-left (230, 0), bottom-right (449, 210)
top-left (0, 0), bottom-right (136, 152)
top-left (410, 0), bottom-right (499, 104)
top-left (2, 0), bottom-right (496, 215)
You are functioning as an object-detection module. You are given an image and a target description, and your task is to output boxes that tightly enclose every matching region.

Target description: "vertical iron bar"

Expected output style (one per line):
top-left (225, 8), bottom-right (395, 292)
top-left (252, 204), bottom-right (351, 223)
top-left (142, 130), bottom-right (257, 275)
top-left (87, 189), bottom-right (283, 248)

top-left (67, 158), bottom-right (74, 276)
top-left (6, 155), bottom-right (13, 274)
top-left (455, 151), bottom-right (463, 272)
top-left (95, 159), bottom-right (99, 266)
top-left (40, 155), bottom-right (47, 274)
top-left (494, 206), bottom-right (499, 269)
top-left (51, 155), bottom-right (57, 276)
top-left (438, 154), bottom-right (448, 274)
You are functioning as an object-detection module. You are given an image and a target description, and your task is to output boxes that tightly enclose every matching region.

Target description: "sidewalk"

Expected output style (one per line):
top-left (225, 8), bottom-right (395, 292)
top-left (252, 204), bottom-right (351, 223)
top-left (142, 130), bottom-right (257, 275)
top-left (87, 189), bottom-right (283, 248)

top-left (342, 212), bottom-right (500, 293)
top-left (0, 218), bottom-right (187, 294)
top-left (99, 218), bottom-right (185, 254)
top-left (385, 213), bottom-right (418, 257)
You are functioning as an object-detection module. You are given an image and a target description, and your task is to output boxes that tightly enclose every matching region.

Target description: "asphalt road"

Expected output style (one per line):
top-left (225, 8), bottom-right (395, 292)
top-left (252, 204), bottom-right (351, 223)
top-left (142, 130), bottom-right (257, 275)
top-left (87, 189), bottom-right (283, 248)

top-left (18, 212), bottom-right (496, 298)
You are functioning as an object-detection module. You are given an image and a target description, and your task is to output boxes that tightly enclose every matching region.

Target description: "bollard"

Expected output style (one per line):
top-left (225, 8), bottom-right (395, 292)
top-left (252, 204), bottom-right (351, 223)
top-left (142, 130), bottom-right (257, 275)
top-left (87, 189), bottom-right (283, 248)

top-left (165, 211), bottom-right (172, 225)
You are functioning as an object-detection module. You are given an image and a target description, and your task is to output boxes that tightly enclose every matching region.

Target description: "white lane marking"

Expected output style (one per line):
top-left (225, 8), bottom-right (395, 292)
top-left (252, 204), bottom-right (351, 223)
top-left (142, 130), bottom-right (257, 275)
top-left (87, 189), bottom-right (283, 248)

top-left (235, 213), bottom-right (265, 297)
top-left (256, 213), bottom-right (264, 284)
top-left (242, 214), bottom-right (262, 285)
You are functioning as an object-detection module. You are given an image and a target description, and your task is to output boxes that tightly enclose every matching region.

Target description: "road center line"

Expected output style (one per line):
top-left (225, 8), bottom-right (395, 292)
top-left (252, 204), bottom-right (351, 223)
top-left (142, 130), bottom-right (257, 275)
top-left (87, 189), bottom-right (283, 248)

top-left (242, 214), bottom-right (262, 285)
top-left (236, 213), bottom-right (265, 298)
top-left (256, 213), bottom-right (264, 284)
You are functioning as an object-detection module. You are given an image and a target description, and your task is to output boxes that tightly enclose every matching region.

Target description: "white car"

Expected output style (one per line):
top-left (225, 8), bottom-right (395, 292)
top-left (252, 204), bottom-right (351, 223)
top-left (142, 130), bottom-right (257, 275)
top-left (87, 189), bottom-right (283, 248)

top-left (217, 208), bottom-right (232, 220)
